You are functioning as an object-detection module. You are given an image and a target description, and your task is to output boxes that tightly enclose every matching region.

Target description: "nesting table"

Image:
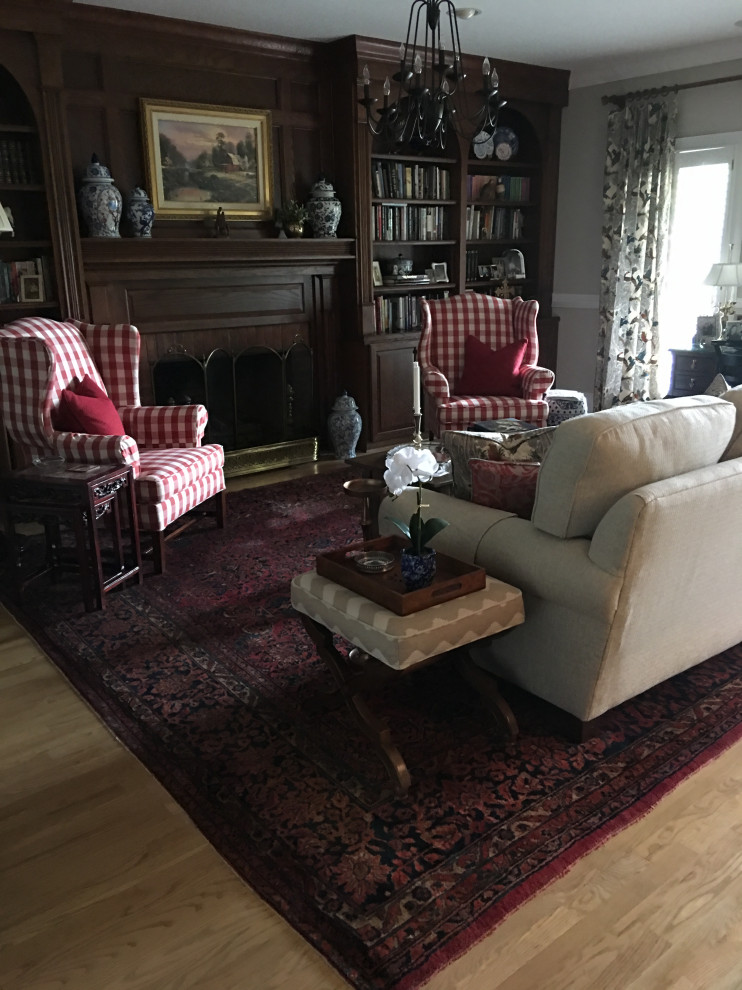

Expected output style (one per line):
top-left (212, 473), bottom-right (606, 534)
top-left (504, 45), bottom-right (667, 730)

top-left (0, 461), bottom-right (142, 612)
top-left (291, 567), bottom-right (524, 795)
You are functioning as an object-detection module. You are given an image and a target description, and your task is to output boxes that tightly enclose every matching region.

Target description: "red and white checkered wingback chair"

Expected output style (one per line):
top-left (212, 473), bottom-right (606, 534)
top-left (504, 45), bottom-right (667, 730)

top-left (0, 316), bottom-right (226, 574)
top-left (419, 293), bottom-right (555, 434)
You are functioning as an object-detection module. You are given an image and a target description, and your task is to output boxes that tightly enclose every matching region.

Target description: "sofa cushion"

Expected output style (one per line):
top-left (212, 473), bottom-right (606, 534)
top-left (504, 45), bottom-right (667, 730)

top-left (721, 385), bottom-right (742, 460)
top-left (470, 459), bottom-right (540, 518)
top-left (443, 426), bottom-right (555, 499)
top-left (532, 396), bottom-right (736, 539)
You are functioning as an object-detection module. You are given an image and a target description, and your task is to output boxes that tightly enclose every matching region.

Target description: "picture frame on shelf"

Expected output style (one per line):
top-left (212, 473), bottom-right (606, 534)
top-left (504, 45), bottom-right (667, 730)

top-left (372, 261), bottom-right (382, 287)
top-left (140, 98), bottom-right (273, 220)
top-left (432, 262), bottom-right (448, 283)
top-left (0, 202), bottom-right (14, 235)
top-left (695, 315), bottom-right (718, 347)
top-left (490, 258), bottom-right (505, 279)
top-left (726, 320), bottom-right (742, 342)
top-left (503, 248), bottom-right (526, 280)
top-left (19, 273), bottom-right (43, 303)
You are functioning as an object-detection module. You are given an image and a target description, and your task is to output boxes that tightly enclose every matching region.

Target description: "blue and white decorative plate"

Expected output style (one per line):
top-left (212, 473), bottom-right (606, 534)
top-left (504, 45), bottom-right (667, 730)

top-left (472, 130), bottom-right (495, 159)
top-left (493, 127), bottom-right (519, 161)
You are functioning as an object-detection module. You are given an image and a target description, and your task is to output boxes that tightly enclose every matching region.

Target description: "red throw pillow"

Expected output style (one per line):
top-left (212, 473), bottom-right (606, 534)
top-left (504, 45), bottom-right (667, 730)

top-left (456, 335), bottom-right (528, 397)
top-left (469, 458), bottom-right (540, 518)
top-left (74, 374), bottom-right (109, 401)
top-left (55, 388), bottom-right (126, 436)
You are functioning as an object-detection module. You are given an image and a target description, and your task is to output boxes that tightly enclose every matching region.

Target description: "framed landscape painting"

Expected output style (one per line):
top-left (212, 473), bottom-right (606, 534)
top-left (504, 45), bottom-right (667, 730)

top-left (140, 99), bottom-right (273, 220)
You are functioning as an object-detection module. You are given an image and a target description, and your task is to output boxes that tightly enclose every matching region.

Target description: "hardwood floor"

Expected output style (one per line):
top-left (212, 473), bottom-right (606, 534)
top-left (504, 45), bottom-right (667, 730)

top-left (3, 463), bottom-right (742, 989)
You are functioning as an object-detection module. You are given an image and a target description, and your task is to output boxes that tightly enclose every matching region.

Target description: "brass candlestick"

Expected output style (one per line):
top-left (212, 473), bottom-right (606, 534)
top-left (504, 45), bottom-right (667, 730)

top-left (412, 413), bottom-right (423, 448)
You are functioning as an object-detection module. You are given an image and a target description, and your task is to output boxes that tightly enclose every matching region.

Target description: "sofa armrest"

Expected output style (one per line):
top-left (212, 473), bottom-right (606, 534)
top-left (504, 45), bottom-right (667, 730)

top-left (121, 404), bottom-right (207, 448)
top-left (521, 365), bottom-right (555, 401)
top-left (379, 489), bottom-right (507, 563)
top-left (380, 488), bottom-right (620, 619)
top-left (53, 431), bottom-right (140, 477)
top-left (477, 516), bottom-right (619, 619)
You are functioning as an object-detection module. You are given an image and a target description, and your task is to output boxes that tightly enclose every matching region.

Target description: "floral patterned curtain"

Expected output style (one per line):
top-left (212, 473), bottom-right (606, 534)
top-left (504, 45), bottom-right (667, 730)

top-left (594, 96), bottom-right (677, 410)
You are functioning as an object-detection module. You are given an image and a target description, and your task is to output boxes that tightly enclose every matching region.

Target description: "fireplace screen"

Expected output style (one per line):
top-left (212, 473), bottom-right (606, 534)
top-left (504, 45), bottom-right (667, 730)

top-left (152, 342), bottom-right (315, 452)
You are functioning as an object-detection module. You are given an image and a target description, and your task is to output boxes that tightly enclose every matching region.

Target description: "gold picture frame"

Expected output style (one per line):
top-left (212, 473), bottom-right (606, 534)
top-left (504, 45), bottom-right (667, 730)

top-left (140, 98), bottom-right (273, 220)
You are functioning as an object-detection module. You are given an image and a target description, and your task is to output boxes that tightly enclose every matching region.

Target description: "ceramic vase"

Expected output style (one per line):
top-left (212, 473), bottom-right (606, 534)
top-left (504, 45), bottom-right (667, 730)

top-left (77, 154), bottom-right (122, 238)
top-left (306, 177), bottom-right (342, 238)
top-left (328, 391), bottom-right (362, 458)
top-left (125, 186), bottom-right (155, 237)
top-left (400, 548), bottom-right (437, 591)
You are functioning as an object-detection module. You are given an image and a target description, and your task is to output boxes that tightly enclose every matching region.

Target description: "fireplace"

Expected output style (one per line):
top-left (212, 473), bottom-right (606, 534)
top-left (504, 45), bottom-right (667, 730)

top-left (152, 341), bottom-right (318, 477)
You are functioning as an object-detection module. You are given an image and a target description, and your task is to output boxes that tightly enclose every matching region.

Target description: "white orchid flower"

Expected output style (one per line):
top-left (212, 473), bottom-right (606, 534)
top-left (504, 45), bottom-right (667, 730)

top-left (383, 445), bottom-right (437, 495)
top-left (382, 444), bottom-right (449, 553)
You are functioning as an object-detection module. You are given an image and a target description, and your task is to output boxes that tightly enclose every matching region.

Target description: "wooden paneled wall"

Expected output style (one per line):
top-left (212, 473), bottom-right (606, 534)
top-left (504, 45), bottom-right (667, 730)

top-left (58, 5), bottom-right (336, 237)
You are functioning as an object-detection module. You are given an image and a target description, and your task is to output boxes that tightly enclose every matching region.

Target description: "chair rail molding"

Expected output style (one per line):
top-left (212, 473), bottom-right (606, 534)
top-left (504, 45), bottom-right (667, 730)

top-left (553, 293), bottom-right (600, 310)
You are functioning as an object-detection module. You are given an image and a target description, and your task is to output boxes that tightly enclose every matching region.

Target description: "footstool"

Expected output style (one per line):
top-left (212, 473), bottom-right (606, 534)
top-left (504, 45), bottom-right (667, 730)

top-left (290, 570), bottom-right (524, 795)
top-left (546, 388), bottom-right (588, 426)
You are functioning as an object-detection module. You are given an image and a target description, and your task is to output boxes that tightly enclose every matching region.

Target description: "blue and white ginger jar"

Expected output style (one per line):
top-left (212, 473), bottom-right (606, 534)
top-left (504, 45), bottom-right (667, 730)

top-left (125, 186), bottom-right (155, 237)
top-left (307, 177), bottom-right (342, 238)
top-left (328, 391), bottom-right (361, 458)
top-left (77, 154), bottom-right (122, 238)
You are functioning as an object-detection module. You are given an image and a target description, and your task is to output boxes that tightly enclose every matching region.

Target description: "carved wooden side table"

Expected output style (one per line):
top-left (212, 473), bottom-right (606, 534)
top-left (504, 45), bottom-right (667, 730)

top-left (0, 461), bottom-right (142, 612)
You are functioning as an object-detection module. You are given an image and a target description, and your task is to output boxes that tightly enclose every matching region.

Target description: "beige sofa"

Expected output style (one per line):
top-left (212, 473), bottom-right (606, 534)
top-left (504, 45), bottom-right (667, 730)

top-left (378, 394), bottom-right (742, 737)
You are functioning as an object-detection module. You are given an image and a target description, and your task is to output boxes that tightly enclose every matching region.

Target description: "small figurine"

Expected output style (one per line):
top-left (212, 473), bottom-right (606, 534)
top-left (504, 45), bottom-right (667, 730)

top-left (495, 278), bottom-right (515, 299)
top-left (214, 206), bottom-right (229, 238)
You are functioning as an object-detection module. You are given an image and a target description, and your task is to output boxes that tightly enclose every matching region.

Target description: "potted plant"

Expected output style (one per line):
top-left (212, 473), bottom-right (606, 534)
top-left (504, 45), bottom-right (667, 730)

top-left (384, 445), bottom-right (449, 590)
top-left (277, 199), bottom-right (308, 238)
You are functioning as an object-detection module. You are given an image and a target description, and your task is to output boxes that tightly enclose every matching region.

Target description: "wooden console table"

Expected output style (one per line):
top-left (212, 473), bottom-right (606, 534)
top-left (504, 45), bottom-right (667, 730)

top-left (0, 461), bottom-right (142, 612)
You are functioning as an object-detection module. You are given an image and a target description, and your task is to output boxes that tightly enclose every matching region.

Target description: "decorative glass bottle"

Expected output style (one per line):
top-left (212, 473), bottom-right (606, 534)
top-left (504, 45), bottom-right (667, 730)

top-left (77, 154), bottom-right (122, 238)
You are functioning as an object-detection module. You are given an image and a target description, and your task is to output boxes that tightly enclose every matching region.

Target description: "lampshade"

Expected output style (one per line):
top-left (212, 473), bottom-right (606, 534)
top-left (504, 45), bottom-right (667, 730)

top-left (704, 262), bottom-right (742, 287)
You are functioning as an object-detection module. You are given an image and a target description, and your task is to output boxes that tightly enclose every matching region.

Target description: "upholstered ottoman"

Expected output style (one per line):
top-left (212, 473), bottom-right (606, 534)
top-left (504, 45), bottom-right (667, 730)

top-left (546, 388), bottom-right (588, 426)
top-left (291, 570), bottom-right (524, 794)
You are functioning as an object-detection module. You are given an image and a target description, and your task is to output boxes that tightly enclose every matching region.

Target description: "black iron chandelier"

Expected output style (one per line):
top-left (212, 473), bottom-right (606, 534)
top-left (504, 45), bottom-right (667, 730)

top-left (359, 0), bottom-right (505, 151)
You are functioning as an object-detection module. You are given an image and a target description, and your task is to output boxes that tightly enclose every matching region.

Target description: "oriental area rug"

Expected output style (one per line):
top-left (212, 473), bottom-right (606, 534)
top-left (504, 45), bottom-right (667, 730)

top-left (4, 469), bottom-right (742, 990)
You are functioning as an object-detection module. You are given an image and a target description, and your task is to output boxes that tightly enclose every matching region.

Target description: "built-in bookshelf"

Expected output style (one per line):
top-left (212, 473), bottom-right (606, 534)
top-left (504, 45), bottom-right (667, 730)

top-left (371, 151), bottom-right (456, 335)
top-left (0, 69), bottom-right (58, 320)
top-left (464, 111), bottom-right (541, 301)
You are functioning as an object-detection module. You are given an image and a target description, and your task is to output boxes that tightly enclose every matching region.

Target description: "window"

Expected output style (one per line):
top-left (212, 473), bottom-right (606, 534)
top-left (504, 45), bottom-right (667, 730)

top-left (659, 133), bottom-right (742, 393)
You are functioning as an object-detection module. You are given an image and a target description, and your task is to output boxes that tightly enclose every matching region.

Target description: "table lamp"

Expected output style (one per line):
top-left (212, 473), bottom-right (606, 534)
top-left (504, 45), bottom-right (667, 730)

top-left (704, 261), bottom-right (742, 330)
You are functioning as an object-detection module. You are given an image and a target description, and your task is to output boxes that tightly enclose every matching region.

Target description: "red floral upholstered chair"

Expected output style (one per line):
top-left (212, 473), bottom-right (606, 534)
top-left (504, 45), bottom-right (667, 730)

top-left (419, 292), bottom-right (555, 434)
top-left (0, 316), bottom-right (226, 573)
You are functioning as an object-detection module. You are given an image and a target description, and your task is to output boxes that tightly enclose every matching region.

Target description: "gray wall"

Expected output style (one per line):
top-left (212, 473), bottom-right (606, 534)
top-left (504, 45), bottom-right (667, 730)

top-left (553, 57), bottom-right (742, 407)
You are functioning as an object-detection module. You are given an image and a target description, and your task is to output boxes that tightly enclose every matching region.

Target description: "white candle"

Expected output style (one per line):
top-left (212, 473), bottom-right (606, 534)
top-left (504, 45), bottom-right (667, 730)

top-left (412, 360), bottom-right (421, 415)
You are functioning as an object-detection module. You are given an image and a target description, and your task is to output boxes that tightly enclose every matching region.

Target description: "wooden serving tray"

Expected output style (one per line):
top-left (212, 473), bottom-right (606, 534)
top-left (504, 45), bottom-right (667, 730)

top-left (315, 535), bottom-right (486, 615)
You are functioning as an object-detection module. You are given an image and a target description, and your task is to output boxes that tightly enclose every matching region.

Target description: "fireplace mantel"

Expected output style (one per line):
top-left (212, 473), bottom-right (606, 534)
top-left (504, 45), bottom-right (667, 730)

top-left (81, 237), bottom-right (355, 269)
